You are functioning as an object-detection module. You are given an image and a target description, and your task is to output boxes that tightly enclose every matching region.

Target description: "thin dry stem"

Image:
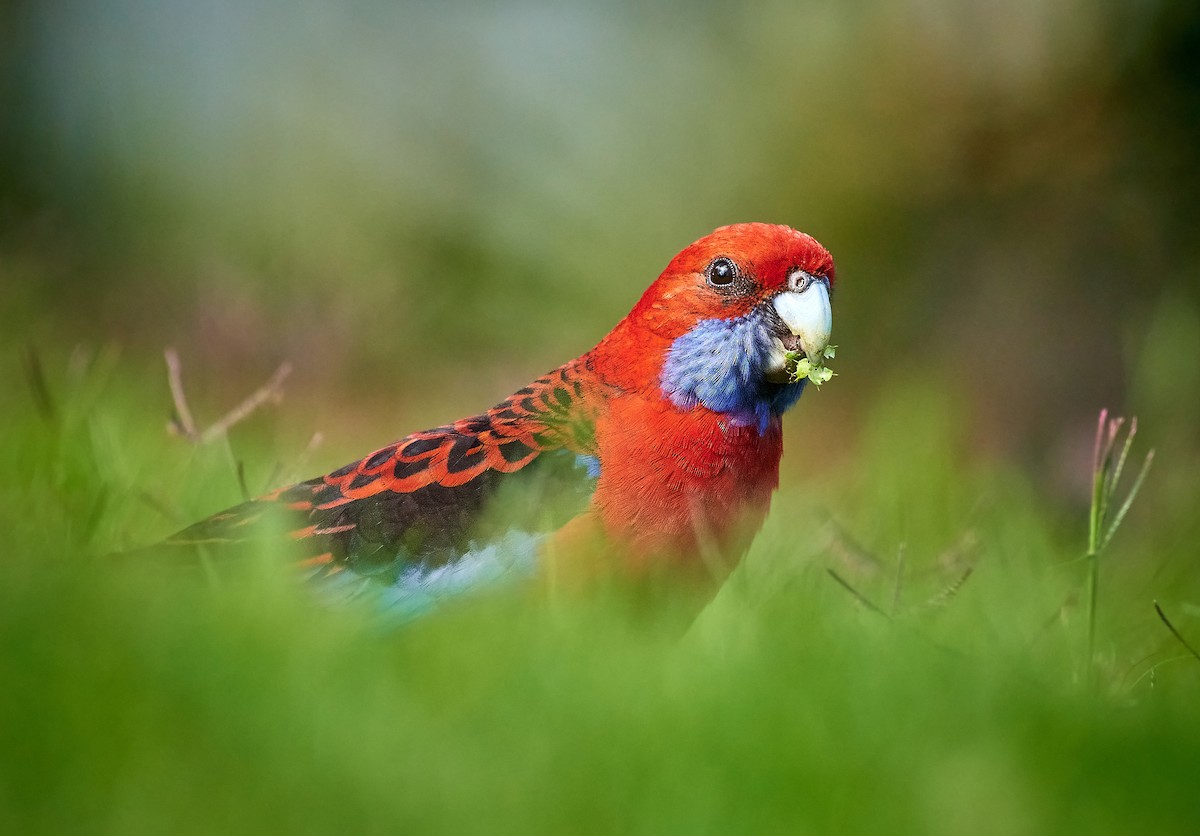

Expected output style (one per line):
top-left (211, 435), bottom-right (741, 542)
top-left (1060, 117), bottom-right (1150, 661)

top-left (200, 362), bottom-right (292, 443)
top-left (164, 348), bottom-right (199, 441)
top-left (163, 349), bottom-right (292, 445)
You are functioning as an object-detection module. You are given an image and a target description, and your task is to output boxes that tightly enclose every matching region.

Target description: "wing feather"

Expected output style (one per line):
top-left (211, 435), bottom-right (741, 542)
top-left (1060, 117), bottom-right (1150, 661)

top-left (166, 359), bottom-right (607, 595)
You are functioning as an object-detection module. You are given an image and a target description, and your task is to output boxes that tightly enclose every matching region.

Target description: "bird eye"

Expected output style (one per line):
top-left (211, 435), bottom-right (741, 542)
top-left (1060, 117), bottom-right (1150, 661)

top-left (707, 257), bottom-right (737, 287)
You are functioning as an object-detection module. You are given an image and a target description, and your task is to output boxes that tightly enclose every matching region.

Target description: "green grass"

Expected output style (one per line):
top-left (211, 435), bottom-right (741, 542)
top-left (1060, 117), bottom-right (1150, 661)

top-left (2, 351), bottom-right (1198, 835)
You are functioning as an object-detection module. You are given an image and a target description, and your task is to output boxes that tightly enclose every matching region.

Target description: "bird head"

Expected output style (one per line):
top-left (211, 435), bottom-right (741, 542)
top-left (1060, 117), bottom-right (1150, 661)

top-left (625, 223), bottom-right (836, 431)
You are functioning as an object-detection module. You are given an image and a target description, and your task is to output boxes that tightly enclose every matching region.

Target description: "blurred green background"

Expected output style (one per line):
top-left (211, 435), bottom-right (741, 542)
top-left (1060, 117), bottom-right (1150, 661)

top-left (6, 0), bottom-right (1198, 455)
top-left (2, 1), bottom-right (1199, 833)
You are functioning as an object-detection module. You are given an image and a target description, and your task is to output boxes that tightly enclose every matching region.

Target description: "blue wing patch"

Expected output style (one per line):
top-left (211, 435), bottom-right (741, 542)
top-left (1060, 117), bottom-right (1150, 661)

top-left (308, 448), bottom-right (598, 624)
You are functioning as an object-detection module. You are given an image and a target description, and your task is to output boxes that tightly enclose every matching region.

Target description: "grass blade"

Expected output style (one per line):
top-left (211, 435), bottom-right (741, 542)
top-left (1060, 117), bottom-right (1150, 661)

top-left (1100, 450), bottom-right (1154, 553)
top-left (1155, 601), bottom-right (1200, 663)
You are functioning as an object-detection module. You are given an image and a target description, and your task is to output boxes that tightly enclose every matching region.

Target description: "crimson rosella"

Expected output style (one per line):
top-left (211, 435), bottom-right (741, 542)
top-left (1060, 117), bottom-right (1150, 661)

top-left (167, 223), bottom-right (835, 617)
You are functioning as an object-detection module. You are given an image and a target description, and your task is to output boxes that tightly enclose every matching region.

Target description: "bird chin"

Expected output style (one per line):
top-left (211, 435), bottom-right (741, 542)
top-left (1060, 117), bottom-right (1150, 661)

top-left (762, 339), bottom-right (795, 385)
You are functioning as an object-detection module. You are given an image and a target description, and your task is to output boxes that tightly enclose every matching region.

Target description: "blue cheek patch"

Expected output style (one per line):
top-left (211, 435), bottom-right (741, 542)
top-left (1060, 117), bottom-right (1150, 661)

top-left (659, 311), bottom-right (805, 433)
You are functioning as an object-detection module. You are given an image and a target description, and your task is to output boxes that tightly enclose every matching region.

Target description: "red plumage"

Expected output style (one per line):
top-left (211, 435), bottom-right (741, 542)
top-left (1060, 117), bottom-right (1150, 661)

top-left (579, 222), bottom-right (835, 565)
top-left (165, 223), bottom-right (836, 601)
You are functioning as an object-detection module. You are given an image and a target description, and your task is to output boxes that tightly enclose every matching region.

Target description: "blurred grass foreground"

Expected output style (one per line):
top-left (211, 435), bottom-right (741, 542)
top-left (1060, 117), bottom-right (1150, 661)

top-left (2, 1), bottom-right (1200, 834)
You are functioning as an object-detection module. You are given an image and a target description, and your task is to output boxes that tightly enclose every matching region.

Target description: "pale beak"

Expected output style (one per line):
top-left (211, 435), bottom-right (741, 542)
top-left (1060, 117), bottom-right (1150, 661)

top-left (772, 273), bottom-right (832, 363)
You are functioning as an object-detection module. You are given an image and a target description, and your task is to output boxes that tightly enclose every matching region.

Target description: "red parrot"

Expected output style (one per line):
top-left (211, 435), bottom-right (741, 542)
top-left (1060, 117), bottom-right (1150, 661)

top-left (165, 223), bottom-right (835, 617)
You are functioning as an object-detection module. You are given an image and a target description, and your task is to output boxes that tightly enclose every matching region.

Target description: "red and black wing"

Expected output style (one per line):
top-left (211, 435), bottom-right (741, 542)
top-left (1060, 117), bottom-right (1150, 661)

top-left (167, 360), bottom-right (605, 580)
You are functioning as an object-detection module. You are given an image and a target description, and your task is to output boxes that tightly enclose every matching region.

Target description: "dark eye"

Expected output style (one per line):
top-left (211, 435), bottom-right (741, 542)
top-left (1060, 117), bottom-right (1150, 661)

top-left (707, 257), bottom-right (737, 287)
